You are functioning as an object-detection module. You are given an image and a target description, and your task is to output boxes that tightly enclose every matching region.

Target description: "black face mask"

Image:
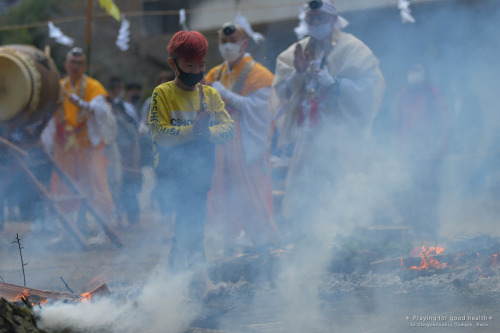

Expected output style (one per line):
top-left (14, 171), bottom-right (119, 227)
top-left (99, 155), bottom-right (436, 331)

top-left (172, 58), bottom-right (204, 87)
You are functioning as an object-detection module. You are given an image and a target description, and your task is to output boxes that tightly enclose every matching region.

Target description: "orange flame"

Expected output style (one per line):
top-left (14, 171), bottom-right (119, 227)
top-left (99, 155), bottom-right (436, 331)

top-left (13, 289), bottom-right (30, 302)
top-left (80, 292), bottom-right (92, 302)
top-left (410, 244), bottom-right (447, 270)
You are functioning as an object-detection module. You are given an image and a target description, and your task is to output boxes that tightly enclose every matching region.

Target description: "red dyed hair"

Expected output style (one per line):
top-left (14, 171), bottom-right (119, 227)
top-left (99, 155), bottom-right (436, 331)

top-left (167, 31), bottom-right (208, 62)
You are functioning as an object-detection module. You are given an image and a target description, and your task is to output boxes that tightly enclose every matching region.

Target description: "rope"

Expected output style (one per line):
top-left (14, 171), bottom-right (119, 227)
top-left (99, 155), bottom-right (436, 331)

top-left (0, 1), bottom-right (304, 32)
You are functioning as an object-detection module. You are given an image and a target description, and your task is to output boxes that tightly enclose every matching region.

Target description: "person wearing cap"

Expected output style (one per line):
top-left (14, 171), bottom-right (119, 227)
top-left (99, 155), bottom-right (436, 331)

top-left (41, 47), bottom-right (116, 228)
top-left (205, 21), bottom-right (277, 254)
top-left (270, 0), bottom-right (385, 234)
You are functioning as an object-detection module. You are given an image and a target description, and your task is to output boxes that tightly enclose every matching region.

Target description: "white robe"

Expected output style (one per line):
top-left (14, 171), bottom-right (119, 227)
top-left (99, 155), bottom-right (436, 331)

top-left (270, 31), bottom-right (386, 218)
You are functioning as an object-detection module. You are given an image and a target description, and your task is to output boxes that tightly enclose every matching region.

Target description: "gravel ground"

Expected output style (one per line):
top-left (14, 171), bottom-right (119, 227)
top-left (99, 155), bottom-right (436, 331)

top-left (1, 167), bottom-right (500, 332)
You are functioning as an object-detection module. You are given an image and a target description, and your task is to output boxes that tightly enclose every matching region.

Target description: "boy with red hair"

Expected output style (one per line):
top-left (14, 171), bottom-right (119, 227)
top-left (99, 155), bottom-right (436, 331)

top-left (149, 31), bottom-right (234, 296)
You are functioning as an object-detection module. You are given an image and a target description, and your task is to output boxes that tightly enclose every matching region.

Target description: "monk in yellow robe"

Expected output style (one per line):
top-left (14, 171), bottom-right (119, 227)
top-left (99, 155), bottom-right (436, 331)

top-left (42, 47), bottom-right (115, 223)
top-left (205, 22), bottom-right (277, 252)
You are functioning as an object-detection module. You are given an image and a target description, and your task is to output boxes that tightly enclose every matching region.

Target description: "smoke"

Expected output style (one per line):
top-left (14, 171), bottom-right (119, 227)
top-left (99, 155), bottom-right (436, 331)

top-left (213, 1), bottom-right (500, 331)
top-left (36, 269), bottom-right (201, 333)
top-left (2, 1), bottom-right (500, 332)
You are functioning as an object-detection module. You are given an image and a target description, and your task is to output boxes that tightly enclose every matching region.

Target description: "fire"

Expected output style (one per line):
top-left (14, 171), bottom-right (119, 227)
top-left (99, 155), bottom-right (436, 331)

top-left (13, 289), bottom-right (47, 307)
top-left (79, 292), bottom-right (92, 302)
top-left (13, 289), bottom-right (30, 302)
top-left (409, 244), bottom-right (447, 270)
top-left (12, 290), bottom-right (94, 306)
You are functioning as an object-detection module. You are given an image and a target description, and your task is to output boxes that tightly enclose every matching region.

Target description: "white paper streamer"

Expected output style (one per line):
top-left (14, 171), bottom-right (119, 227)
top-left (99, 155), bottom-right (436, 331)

top-left (234, 11), bottom-right (264, 44)
top-left (179, 8), bottom-right (189, 31)
top-left (398, 0), bottom-right (416, 24)
top-left (48, 21), bottom-right (74, 47)
top-left (116, 15), bottom-right (130, 51)
top-left (293, 7), bottom-right (308, 40)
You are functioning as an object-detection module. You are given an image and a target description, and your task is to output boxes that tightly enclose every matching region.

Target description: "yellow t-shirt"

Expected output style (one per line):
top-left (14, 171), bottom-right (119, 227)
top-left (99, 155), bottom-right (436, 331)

top-left (149, 81), bottom-right (234, 148)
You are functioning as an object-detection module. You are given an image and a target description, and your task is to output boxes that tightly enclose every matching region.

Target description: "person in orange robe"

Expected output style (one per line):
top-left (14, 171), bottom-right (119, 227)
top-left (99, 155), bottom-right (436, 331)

top-left (41, 47), bottom-right (115, 228)
top-left (205, 22), bottom-right (277, 254)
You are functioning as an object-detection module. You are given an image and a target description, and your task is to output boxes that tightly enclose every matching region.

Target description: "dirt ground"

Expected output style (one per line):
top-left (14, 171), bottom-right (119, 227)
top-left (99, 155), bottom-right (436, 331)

top-left (1, 167), bottom-right (500, 332)
top-left (0, 167), bottom-right (172, 293)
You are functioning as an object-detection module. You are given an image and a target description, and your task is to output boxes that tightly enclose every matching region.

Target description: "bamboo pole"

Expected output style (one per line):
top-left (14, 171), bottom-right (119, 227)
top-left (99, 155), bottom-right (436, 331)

top-left (85, 0), bottom-right (93, 73)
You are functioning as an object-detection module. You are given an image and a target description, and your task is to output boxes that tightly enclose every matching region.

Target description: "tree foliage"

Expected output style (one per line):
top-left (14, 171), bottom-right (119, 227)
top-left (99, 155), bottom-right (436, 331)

top-left (0, 0), bottom-right (68, 46)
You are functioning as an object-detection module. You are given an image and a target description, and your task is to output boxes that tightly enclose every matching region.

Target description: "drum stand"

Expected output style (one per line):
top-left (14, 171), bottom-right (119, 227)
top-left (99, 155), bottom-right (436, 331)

top-left (0, 136), bottom-right (123, 249)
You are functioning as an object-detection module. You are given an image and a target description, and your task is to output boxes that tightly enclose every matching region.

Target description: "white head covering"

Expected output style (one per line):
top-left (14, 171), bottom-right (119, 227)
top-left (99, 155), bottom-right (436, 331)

top-left (234, 11), bottom-right (265, 44)
top-left (304, 0), bottom-right (349, 29)
top-left (294, 7), bottom-right (309, 40)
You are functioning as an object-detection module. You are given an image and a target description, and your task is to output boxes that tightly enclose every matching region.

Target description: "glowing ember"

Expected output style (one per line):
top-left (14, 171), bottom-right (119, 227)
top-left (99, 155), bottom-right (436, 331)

top-left (409, 244), bottom-right (447, 270)
top-left (80, 292), bottom-right (92, 302)
top-left (13, 289), bottom-right (30, 302)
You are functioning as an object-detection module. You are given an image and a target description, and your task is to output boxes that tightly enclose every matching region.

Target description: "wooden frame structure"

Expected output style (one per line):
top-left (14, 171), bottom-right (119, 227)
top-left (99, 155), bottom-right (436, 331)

top-left (0, 136), bottom-right (123, 249)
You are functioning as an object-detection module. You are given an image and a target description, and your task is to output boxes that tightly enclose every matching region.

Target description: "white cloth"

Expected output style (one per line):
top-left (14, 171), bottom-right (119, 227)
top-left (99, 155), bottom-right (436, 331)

top-left (41, 94), bottom-right (116, 150)
top-left (303, 0), bottom-right (349, 29)
top-left (239, 87), bottom-right (273, 163)
top-left (87, 94), bottom-right (116, 146)
top-left (271, 32), bottom-right (385, 148)
top-left (270, 31), bottom-right (386, 218)
top-left (40, 117), bottom-right (56, 152)
top-left (212, 80), bottom-right (271, 163)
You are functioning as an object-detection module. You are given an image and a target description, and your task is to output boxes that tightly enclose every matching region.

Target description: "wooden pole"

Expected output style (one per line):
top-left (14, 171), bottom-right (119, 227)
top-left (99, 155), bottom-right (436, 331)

top-left (14, 154), bottom-right (88, 249)
top-left (85, 0), bottom-right (93, 73)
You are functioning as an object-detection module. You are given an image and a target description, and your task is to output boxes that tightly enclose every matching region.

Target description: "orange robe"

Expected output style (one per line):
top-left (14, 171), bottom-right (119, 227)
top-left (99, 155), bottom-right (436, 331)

top-left (50, 76), bottom-right (114, 219)
top-left (205, 55), bottom-right (276, 247)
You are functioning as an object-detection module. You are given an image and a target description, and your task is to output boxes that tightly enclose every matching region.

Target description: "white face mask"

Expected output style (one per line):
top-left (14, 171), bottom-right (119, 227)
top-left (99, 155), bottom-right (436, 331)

top-left (219, 42), bottom-right (242, 63)
top-left (308, 22), bottom-right (333, 40)
top-left (407, 70), bottom-right (425, 86)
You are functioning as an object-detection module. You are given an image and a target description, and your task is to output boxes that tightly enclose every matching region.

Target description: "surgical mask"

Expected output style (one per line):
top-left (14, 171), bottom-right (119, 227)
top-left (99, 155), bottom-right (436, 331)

top-left (219, 42), bottom-right (242, 63)
top-left (172, 59), bottom-right (205, 87)
top-left (407, 70), bottom-right (425, 86)
top-left (308, 22), bottom-right (333, 40)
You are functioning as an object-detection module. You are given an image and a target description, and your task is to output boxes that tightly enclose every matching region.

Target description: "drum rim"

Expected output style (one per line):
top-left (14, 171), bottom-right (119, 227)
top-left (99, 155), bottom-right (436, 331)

top-left (0, 46), bottom-right (41, 118)
top-left (0, 53), bottom-right (31, 121)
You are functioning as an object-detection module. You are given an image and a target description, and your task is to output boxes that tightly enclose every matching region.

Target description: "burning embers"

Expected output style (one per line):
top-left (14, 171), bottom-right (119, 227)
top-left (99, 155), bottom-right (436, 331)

top-left (1, 280), bottom-right (110, 307)
top-left (406, 244), bottom-right (448, 271)
top-left (13, 289), bottom-right (48, 307)
top-left (398, 241), bottom-right (500, 282)
top-left (398, 242), bottom-right (453, 279)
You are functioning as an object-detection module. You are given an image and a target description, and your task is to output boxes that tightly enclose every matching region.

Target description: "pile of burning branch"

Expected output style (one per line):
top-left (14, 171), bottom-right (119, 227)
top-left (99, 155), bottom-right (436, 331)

top-left (0, 280), bottom-right (111, 333)
top-left (317, 231), bottom-right (500, 296)
top-left (0, 280), bottom-right (110, 306)
top-left (1, 233), bottom-right (110, 306)
top-left (369, 237), bottom-right (500, 283)
top-left (0, 234), bottom-right (112, 332)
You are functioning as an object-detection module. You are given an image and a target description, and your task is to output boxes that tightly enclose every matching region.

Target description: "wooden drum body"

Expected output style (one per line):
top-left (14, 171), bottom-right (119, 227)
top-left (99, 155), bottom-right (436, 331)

top-left (0, 44), bottom-right (60, 141)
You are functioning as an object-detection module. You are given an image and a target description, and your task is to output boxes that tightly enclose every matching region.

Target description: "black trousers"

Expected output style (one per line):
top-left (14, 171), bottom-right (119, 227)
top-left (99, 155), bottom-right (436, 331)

top-left (167, 188), bottom-right (208, 272)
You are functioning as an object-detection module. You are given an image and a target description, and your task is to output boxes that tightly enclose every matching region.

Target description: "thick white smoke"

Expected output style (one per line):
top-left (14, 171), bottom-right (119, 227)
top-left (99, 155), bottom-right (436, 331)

top-left (36, 269), bottom-right (201, 333)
